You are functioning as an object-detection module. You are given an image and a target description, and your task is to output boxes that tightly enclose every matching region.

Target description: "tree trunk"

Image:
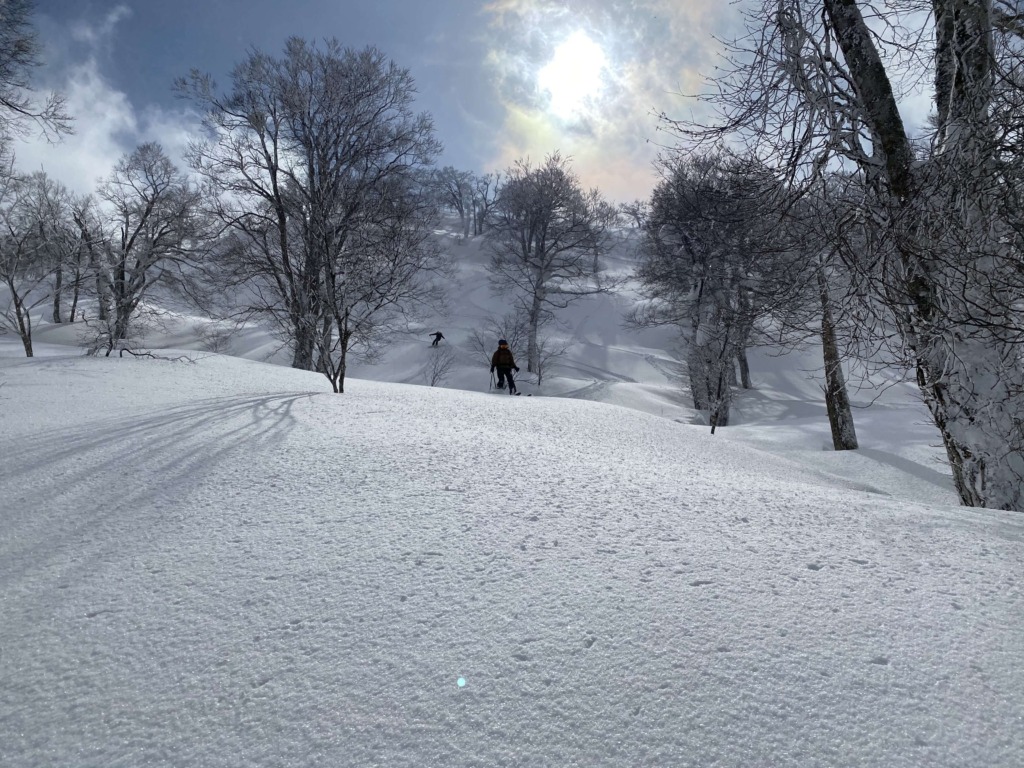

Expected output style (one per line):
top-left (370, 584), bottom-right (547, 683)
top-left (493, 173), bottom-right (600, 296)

top-left (527, 292), bottom-right (543, 373)
top-left (52, 267), bottom-right (63, 323)
top-left (335, 310), bottom-right (350, 394)
top-left (737, 347), bottom-right (752, 389)
top-left (826, 0), bottom-right (1021, 509)
top-left (96, 275), bottom-right (108, 321)
top-left (709, 367), bottom-right (731, 434)
top-left (687, 346), bottom-right (711, 412)
top-left (818, 266), bottom-right (858, 450)
top-left (113, 301), bottom-right (132, 342)
top-left (8, 284), bottom-right (33, 357)
top-left (707, 328), bottom-right (733, 433)
top-left (291, 273), bottom-right (318, 370)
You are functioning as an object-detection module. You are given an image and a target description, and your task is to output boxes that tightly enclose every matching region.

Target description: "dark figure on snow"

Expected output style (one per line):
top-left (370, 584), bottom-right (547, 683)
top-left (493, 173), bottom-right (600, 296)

top-left (430, 331), bottom-right (444, 346)
top-left (490, 339), bottom-right (519, 394)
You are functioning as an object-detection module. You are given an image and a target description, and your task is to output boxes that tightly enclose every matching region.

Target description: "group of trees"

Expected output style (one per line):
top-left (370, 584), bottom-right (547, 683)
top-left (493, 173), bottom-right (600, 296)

top-left (179, 39), bottom-right (448, 393)
top-left (0, 3), bottom-right (208, 358)
top-left (630, 153), bottom-right (812, 434)
top-left (639, 0), bottom-right (1023, 510)
top-left (1, 143), bottom-right (210, 357)
top-left (434, 166), bottom-right (501, 238)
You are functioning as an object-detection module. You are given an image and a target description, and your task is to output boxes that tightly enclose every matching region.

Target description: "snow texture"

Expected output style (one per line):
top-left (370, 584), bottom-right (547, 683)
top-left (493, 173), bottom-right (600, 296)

top-left (1, 348), bottom-right (1022, 767)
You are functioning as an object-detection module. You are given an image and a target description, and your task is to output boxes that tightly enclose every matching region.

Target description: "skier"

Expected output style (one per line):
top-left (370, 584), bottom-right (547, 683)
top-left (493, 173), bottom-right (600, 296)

top-left (490, 339), bottom-right (519, 394)
top-left (430, 331), bottom-right (445, 347)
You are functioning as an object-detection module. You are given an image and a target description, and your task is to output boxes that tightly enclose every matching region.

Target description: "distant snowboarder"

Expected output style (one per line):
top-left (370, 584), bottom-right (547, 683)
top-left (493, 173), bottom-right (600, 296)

top-left (430, 331), bottom-right (445, 347)
top-left (490, 339), bottom-right (519, 395)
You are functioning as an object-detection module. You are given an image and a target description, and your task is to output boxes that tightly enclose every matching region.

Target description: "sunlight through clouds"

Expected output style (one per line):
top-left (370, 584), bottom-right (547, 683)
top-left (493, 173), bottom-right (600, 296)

top-left (537, 30), bottom-right (607, 121)
top-left (481, 0), bottom-right (734, 202)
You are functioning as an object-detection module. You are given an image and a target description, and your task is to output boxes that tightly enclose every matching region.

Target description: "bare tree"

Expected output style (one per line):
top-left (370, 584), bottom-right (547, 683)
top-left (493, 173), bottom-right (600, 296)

top-left (27, 174), bottom-right (82, 324)
top-left (532, 332), bottom-right (570, 388)
top-left (472, 172), bottom-right (501, 235)
top-left (316, 175), bottom-right (449, 393)
top-left (487, 152), bottom-right (616, 373)
top-left (436, 166), bottom-right (474, 237)
top-left (619, 199), bottom-right (649, 229)
top-left (468, 309), bottom-right (529, 366)
top-left (74, 144), bottom-right (207, 353)
top-left (632, 151), bottom-right (813, 432)
top-left (180, 47), bottom-right (310, 368)
top-left (182, 40), bottom-right (443, 390)
top-left (778, 183), bottom-right (865, 450)
top-left (0, 170), bottom-right (55, 355)
top-left (0, 0), bottom-right (71, 140)
top-left (670, 0), bottom-right (1024, 509)
top-left (424, 345), bottom-right (458, 387)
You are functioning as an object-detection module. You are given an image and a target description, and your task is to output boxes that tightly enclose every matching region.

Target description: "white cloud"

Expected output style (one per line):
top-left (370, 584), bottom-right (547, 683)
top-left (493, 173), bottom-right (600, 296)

top-left (13, 6), bottom-right (199, 195)
top-left (14, 58), bottom-right (137, 193)
top-left (69, 4), bottom-right (132, 48)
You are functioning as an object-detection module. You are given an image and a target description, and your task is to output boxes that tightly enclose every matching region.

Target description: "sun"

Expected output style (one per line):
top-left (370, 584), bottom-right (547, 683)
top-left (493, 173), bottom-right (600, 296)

top-left (537, 31), bottom-right (608, 121)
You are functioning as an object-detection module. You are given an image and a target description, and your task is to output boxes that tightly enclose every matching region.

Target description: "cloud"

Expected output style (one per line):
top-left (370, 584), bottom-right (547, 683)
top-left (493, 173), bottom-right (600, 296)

top-left (13, 6), bottom-right (199, 195)
top-left (69, 5), bottom-right (132, 48)
top-left (480, 0), bottom-right (731, 203)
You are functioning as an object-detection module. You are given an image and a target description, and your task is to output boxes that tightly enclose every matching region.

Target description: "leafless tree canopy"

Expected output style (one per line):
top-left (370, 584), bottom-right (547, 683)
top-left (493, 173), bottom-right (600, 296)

top-left (487, 152), bottom-right (616, 373)
top-left (665, 0), bottom-right (1024, 509)
top-left (632, 150), bottom-right (814, 431)
top-left (0, 0), bottom-right (71, 140)
top-left (180, 39), bottom-right (445, 392)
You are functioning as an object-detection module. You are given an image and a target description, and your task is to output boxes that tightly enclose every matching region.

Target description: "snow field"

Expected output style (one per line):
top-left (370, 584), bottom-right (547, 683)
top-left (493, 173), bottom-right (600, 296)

top-left (1, 353), bottom-right (1021, 766)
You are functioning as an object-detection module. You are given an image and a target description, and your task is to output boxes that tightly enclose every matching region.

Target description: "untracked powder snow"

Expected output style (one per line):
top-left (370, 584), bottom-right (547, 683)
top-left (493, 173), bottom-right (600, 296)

top-left (1, 350), bottom-right (1021, 767)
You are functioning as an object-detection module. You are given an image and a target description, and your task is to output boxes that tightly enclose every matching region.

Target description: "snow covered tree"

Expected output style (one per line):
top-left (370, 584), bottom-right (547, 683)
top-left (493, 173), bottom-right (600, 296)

top-left (668, 0), bottom-right (1024, 509)
top-left (486, 153), bottom-right (615, 373)
top-left (0, 169), bottom-right (85, 356)
top-left (180, 46), bottom-right (309, 368)
top-left (27, 173), bottom-right (81, 324)
top-left (435, 166), bottom-right (474, 237)
top-left (632, 151), bottom-right (812, 432)
top-left (776, 184), bottom-right (865, 451)
top-left (76, 143), bottom-right (206, 352)
top-left (472, 172), bottom-right (501, 235)
top-left (315, 174), bottom-right (448, 393)
top-left (182, 40), bottom-right (443, 389)
top-left (0, 170), bottom-right (55, 355)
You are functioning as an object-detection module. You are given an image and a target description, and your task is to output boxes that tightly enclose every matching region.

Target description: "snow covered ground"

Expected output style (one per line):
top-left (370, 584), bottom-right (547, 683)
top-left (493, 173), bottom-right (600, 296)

top-left (1, 229), bottom-right (1022, 766)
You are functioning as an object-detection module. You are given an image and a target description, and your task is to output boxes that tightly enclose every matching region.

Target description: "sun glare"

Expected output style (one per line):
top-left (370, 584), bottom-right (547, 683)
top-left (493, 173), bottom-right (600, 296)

top-left (537, 31), bottom-right (607, 121)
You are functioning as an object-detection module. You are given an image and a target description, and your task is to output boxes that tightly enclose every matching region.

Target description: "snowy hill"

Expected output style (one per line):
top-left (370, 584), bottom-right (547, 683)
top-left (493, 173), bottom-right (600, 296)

top-left (1, 347), bottom-right (1022, 767)
top-left (2, 221), bottom-right (1023, 765)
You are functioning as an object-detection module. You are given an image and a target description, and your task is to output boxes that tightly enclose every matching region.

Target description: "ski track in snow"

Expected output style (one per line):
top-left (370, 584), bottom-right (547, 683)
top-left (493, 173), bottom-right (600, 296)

top-left (1, 355), bottom-right (1022, 767)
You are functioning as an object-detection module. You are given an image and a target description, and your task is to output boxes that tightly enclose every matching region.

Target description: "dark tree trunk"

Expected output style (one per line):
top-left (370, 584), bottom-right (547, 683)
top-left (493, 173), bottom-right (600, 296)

top-left (70, 267), bottom-right (80, 322)
top-left (824, 0), bottom-right (1022, 509)
top-left (737, 347), bottom-right (752, 389)
top-left (52, 267), bottom-right (63, 323)
top-left (818, 267), bottom-right (858, 450)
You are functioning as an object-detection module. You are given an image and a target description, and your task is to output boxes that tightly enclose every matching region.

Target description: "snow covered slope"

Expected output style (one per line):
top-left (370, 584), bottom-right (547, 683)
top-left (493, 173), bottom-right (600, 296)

top-left (1, 350), bottom-right (1021, 767)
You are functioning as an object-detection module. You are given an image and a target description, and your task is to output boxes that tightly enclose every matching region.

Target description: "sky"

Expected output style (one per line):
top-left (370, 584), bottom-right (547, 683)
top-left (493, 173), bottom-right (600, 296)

top-left (17, 0), bottom-right (736, 203)
top-left (2, 222), bottom-right (1022, 763)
